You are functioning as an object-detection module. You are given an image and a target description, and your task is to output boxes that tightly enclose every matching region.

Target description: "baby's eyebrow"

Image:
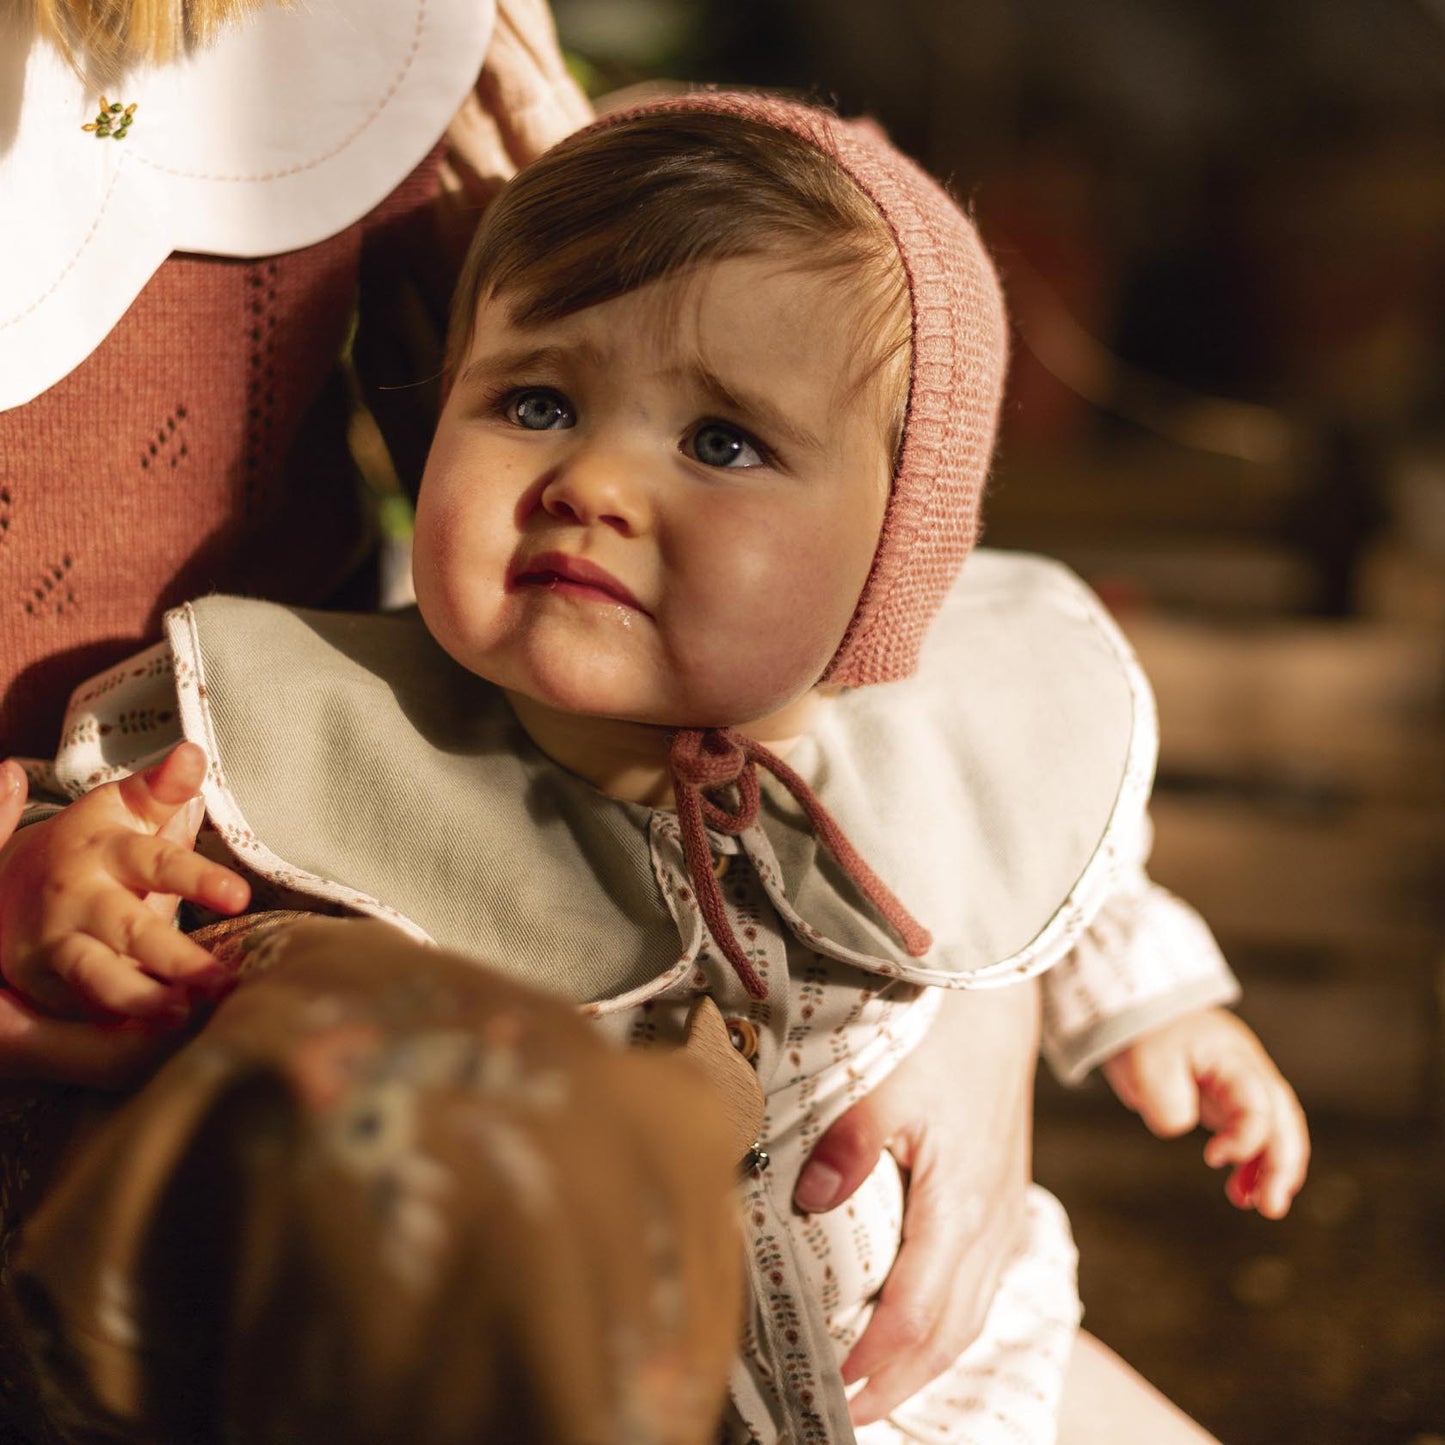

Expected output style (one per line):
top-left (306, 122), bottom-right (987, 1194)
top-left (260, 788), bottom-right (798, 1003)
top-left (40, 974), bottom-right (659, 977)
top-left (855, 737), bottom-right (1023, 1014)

top-left (457, 343), bottom-right (600, 391)
top-left (685, 363), bottom-right (826, 456)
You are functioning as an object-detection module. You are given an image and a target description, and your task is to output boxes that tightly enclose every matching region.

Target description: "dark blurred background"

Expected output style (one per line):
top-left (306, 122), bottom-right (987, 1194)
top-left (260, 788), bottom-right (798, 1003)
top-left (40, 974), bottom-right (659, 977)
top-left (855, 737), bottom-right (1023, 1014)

top-left (549, 3), bottom-right (1445, 1441)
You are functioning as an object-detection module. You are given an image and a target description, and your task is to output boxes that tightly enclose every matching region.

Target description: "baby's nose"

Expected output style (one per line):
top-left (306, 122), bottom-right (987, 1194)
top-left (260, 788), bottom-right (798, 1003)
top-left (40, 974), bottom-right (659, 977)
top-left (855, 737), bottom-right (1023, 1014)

top-left (539, 448), bottom-right (652, 535)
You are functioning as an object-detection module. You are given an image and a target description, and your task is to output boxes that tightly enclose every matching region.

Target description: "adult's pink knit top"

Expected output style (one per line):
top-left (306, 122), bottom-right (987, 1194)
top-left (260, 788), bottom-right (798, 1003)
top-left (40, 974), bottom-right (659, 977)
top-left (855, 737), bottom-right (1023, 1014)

top-left (0, 0), bottom-right (569, 755)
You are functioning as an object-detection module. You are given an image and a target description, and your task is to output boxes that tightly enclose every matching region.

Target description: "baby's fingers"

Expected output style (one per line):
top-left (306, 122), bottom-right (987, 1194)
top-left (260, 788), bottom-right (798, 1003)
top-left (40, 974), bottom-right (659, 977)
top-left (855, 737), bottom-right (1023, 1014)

top-left (114, 742), bottom-right (209, 827)
top-left (1201, 1069), bottom-right (1272, 1168)
top-left (108, 833), bottom-right (250, 916)
top-left (1106, 1047), bottom-right (1199, 1138)
top-left (46, 932), bottom-right (192, 1019)
top-left (1221, 1154), bottom-right (1263, 1211)
top-left (1251, 1088), bottom-right (1311, 1219)
top-left (86, 887), bottom-right (231, 990)
top-left (0, 989), bottom-right (180, 1088)
top-left (1211, 1081), bottom-right (1310, 1217)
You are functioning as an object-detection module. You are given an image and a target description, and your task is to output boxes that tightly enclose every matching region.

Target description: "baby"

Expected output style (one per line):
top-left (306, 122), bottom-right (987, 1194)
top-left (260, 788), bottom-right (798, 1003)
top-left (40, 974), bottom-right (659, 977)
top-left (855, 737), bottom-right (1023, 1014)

top-left (0, 93), bottom-right (1307, 1442)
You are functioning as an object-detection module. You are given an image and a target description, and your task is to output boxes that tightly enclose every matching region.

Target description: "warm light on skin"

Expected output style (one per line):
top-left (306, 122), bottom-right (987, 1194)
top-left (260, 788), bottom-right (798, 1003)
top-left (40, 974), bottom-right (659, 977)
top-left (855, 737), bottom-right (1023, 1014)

top-left (413, 255), bottom-right (895, 803)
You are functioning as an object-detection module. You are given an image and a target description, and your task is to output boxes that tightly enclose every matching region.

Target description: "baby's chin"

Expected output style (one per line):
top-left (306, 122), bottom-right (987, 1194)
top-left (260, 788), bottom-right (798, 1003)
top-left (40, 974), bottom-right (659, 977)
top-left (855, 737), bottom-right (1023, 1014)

top-left (503, 679), bottom-right (826, 740)
top-left (597, 688), bottom-right (830, 747)
top-left (428, 628), bottom-right (831, 737)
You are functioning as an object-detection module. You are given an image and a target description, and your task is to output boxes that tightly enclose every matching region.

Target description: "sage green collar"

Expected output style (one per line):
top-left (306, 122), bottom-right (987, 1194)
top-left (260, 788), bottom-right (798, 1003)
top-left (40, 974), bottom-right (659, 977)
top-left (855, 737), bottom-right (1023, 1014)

top-left (167, 550), bottom-right (1153, 1003)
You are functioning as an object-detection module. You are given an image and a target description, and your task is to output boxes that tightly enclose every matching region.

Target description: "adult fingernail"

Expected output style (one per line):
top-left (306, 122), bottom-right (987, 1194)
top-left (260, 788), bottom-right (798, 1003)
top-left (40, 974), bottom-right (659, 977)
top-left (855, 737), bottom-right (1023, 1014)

top-left (794, 1161), bottom-right (843, 1213)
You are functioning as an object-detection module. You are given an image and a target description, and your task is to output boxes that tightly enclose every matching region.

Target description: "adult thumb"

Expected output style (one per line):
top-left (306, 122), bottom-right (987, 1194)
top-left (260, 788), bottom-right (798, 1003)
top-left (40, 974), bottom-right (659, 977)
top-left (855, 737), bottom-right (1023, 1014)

top-left (795, 1095), bottom-right (891, 1214)
top-left (0, 760), bottom-right (28, 846)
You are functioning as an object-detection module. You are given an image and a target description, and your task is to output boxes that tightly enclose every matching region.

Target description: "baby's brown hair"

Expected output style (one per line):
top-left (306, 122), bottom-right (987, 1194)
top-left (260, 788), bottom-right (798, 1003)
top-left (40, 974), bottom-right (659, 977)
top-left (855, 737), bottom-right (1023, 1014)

top-left (446, 107), bottom-right (913, 458)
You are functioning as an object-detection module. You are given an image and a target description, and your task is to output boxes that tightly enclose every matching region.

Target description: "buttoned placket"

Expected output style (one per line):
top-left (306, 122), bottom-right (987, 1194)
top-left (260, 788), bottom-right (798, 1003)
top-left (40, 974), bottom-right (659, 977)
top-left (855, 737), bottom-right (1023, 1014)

top-left (644, 813), bottom-right (860, 1445)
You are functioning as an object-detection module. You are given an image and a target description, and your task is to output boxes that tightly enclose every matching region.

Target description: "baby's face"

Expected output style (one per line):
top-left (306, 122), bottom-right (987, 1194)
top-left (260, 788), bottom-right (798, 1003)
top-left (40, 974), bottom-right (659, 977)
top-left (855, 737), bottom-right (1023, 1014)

top-left (413, 255), bottom-right (891, 730)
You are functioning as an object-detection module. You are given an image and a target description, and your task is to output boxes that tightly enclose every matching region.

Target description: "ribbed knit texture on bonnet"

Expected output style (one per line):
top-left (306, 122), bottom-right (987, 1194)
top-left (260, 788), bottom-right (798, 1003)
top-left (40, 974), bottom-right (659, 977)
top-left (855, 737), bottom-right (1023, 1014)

top-left (569, 91), bottom-right (1012, 993)
top-left (588, 89), bottom-right (1009, 688)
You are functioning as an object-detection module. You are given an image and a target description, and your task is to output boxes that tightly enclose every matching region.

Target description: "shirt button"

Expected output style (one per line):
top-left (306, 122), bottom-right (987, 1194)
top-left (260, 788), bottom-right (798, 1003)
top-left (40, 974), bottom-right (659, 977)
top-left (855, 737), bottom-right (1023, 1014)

top-left (725, 1016), bottom-right (759, 1060)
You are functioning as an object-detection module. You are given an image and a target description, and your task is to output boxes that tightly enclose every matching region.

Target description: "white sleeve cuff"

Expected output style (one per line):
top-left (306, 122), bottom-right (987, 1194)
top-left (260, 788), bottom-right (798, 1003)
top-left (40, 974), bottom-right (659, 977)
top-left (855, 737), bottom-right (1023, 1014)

top-left (1040, 875), bottom-right (1241, 1084)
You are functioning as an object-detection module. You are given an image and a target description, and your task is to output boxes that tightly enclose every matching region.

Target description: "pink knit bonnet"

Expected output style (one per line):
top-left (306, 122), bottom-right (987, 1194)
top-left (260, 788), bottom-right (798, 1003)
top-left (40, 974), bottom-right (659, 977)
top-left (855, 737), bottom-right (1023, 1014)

top-left (566, 92), bottom-right (1012, 992)
top-left (586, 90), bottom-right (1010, 688)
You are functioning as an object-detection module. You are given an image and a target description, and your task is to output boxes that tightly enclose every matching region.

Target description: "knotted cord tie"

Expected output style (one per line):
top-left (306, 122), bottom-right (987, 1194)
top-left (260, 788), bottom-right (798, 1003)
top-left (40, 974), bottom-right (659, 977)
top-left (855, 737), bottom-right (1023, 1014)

top-left (667, 727), bottom-right (932, 1000)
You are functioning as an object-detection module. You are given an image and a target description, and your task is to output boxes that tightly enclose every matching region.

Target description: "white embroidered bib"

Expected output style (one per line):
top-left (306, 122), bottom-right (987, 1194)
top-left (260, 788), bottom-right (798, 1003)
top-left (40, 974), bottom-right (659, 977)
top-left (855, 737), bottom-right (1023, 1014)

top-left (0, 0), bottom-right (495, 409)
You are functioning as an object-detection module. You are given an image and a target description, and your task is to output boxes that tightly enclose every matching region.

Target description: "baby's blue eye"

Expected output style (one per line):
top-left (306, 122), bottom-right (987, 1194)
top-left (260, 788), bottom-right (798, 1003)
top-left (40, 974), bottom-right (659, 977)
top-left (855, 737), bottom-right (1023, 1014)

top-left (687, 422), bottom-right (764, 469)
top-left (506, 389), bottom-right (575, 430)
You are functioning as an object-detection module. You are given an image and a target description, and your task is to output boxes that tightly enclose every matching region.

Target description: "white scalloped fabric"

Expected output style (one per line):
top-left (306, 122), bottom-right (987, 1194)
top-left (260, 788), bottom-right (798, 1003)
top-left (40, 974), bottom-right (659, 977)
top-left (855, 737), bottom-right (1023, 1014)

top-left (0, 0), bottom-right (494, 409)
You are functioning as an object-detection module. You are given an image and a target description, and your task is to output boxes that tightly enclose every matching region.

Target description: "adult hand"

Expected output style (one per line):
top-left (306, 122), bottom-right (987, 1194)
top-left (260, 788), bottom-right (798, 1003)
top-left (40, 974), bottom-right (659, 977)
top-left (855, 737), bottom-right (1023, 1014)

top-left (793, 981), bottom-right (1040, 1426)
top-left (443, 0), bottom-right (594, 211)
top-left (0, 758), bottom-right (210, 1088)
top-left (362, 0), bottom-right (597, 490)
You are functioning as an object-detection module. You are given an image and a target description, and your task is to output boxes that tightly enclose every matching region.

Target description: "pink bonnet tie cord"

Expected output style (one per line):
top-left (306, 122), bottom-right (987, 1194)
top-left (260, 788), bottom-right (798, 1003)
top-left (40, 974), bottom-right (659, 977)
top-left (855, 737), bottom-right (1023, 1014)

top-left (667, 727), bottom-right (933, 1000)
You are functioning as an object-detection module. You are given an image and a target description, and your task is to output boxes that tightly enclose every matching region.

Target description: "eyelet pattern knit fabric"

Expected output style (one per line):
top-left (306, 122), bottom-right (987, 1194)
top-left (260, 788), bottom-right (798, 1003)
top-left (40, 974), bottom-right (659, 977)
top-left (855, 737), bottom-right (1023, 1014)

top-left (586, 90), bottom-right (1009, 688)
top-left (0, 143), bottom-right (447, 758)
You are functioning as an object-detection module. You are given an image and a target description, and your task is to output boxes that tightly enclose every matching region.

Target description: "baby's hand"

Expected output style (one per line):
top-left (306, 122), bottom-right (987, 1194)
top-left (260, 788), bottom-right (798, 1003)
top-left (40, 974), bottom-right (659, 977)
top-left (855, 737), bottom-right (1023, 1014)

top-left (1102, 1007), bottom-right (1309, 1218)
top-left (0, 743), bottom-right (250, 1021)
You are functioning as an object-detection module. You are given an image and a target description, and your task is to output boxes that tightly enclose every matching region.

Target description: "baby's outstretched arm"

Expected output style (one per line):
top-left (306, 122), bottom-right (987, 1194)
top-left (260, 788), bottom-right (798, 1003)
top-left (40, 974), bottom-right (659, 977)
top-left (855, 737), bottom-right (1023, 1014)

top-left (0, 743), bottom-right (250, 1021)
top-left (1102, 1007), bottom-right (1309, 1218)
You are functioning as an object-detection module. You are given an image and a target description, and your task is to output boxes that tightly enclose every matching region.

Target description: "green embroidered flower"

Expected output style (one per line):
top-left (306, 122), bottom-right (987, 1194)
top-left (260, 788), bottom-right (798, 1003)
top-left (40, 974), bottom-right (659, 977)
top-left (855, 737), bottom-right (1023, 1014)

top-left (82, 98), bottom-right (137, 140)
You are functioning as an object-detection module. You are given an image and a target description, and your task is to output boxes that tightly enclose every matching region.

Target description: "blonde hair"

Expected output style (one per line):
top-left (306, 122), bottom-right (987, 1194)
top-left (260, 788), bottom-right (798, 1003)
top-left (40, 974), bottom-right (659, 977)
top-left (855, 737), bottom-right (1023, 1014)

top-left (33, 0), bottom-right (275, 75)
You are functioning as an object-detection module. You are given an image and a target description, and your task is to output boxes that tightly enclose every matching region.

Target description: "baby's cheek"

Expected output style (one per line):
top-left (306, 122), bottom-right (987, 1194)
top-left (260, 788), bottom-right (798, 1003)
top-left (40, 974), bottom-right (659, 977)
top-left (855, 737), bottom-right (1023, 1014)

top-left (410, 518), bottom-right (459, 626)
top-left (413, 518), bottom-right (500, 661)
top-left (411, 482), bottom-right (456, 571)
top-left (705, 537), bottom-right (849, 699)
top-left (713, 508), bottom-right (860, 623)
top-left (417, 475), bottom-right (503, 580)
